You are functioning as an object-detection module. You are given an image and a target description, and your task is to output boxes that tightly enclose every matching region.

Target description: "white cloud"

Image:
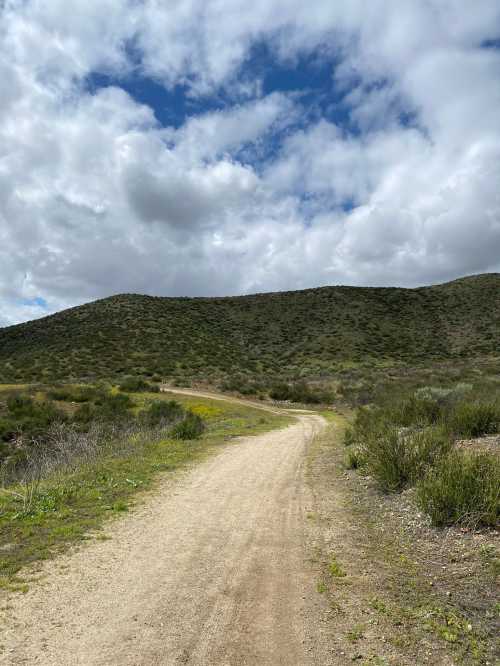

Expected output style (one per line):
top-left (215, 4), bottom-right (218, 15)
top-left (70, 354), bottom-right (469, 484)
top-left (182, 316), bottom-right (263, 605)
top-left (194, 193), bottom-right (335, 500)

top-left (0, 0), bottom-right (499, 325)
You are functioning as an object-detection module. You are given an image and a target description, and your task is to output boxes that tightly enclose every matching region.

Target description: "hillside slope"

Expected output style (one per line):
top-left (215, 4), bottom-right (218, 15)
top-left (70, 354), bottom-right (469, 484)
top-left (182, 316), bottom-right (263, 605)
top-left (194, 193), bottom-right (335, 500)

top-left (0, 274), bottom-right (499, 383)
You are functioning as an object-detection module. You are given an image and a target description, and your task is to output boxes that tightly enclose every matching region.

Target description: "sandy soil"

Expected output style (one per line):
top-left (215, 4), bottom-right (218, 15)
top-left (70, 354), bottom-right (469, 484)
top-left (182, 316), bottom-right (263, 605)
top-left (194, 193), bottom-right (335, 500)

top-left (0, 410), bottom-right (335, 665)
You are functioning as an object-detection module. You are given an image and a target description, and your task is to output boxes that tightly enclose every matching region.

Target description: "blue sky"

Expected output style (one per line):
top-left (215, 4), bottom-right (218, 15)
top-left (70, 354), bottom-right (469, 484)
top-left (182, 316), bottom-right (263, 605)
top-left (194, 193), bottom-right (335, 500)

top-left (19, 297), bottom-right (48, 309)
top-left (86, 44), bottom-right (356, 157)
top-left (1, 0), bottom-right (500, 325)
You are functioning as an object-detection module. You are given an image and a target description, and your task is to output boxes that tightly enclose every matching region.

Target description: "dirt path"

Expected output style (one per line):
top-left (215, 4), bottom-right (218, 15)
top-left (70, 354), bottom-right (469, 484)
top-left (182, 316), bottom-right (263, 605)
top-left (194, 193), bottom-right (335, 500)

top-left (160, 386), bottom-right (285, 413)
top-left (0, 407), bottom-right (333, 665)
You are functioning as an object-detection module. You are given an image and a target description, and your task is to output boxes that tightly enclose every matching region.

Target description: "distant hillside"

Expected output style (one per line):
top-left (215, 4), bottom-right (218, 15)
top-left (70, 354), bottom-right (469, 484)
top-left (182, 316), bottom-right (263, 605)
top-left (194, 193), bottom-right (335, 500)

top-left (0, 274), bottom-right (499, 383)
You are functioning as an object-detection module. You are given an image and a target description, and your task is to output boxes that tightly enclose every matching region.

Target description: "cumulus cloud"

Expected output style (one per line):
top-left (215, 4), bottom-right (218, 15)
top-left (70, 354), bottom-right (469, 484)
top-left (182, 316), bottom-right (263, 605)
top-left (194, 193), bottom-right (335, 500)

top-left (0, 0), bottom-right (499, 325)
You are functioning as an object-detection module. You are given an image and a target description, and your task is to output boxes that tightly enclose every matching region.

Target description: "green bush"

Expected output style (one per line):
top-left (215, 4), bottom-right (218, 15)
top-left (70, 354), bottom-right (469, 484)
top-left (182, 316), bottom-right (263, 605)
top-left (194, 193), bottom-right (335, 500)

top-left (73, 402), bottom-right (95, 424)
top-left (6, 395), bottom-right (36, 416)
top-left (0, 417), bottom-right (18, 443)
top-left (387, 395), bottom-right (442, 427)
top-left (362, 425), bottom-right (452, 492)
top-left (446, 401), bottom-right (500, 438)
top-left (119, 377), bottom-right (158, 393)
top-left (145, 400), bottom-right (184, 426)
top-left (269, 381), bottom-right (333, 404)
top-left (344, 406), bottom-right (382, 449)
top-left (269, 382), bottom-right (291, 401)
top-left (97, 393), bottom-right (134, 420)
top-left (417, 451), bottom-right (500, 527)
top-left (414, 383), bottom-right (472, 404)
top-left (171, 412), bottom-right (205, 440)
top-left (48, 385), bottom-right (102, 403)
top-left (47, 387), bottom-right (74, 401)
top-left (2, 396), bottom-right (66, 442)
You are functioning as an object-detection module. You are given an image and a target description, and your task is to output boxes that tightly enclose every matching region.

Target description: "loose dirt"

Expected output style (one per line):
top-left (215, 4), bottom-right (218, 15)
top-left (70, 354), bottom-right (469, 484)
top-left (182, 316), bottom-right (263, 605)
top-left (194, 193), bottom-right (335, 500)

top-left (0, 410), bottom-right (335, 665)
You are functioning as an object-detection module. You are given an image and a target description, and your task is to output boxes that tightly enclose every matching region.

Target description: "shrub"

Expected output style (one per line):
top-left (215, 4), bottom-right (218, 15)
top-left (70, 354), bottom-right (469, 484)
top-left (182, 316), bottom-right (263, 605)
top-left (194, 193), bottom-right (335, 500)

top-left (269, 381), bottom-right (333, 404)
top-left (269, 382), bottom-right (291, 401)
top-left (220, 375), bottom-right (252, 394)
top-left (73, 386), bottom-right (104, 402)
top-left (47, 387), bottom-right (74, 401)
top-left (7, 395), bottom-right (36, 416)
top-left (417, 451), bottom-right (500, 527)
top-left (362, 425), bottom-right (452, 492)
top-left (414, 383), bottom-right (472, 404)
top-left (73, 402), bottom-right (95, 424)
top-left (172, 377), bottom-right (190, 388)
top-left (171, 412), bottom-right (205, 440)
top-left (3, 396), bottom-right (66, 441)
top-left (145, 400), bottom-right (184, 426)
top-left (48, 385), bottom-right (102, 403)
top-left (387, 395), bottom-right (442, 427)
top-left (345, 406), bottom-right (382, 448)
top-left (119, 377), bottom-right (158, 393)
top-left (446, 401), bottom-right (500, 438)
top-left (97, 393), bottom-right (134, 420)
top-left (0, 417), bottom-right (18, 443)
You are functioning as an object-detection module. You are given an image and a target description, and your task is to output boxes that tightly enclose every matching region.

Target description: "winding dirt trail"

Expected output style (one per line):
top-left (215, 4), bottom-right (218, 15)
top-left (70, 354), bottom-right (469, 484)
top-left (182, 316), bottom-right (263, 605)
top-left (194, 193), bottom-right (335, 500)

top-left (0, 401), bottom-right (333, 665)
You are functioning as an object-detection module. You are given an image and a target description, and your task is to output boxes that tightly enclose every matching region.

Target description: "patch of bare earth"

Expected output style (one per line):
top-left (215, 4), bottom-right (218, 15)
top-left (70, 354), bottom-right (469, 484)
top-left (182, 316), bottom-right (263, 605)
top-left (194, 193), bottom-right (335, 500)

top-left (305, 417), bottom-right (499, 666)
top-left (455, 435), bottom-right (499, 455)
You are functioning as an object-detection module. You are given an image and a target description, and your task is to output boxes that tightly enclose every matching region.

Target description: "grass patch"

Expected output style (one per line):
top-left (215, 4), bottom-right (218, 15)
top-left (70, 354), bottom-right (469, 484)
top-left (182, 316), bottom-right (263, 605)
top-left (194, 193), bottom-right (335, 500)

top-left (328, 556), bottom-right (346, 578)
top-left (346, 626), bottom-right (364, 642)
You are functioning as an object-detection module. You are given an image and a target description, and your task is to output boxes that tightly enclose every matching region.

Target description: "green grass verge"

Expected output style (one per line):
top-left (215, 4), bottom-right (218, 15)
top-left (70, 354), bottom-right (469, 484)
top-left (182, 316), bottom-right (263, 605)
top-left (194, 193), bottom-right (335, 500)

top-left (0, 392), bottom-right (292, 588)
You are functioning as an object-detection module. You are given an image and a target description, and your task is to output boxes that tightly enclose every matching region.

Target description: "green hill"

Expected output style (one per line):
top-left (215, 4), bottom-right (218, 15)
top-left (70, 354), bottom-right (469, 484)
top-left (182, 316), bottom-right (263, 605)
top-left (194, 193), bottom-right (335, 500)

top-left (1, 274), bottom-right (499, 383)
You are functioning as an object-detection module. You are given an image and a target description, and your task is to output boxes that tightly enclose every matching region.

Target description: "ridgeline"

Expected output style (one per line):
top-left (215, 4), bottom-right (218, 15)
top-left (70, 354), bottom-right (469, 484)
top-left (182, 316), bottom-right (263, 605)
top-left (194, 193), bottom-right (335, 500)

top-left (1, 274), bottom-right (499, 383)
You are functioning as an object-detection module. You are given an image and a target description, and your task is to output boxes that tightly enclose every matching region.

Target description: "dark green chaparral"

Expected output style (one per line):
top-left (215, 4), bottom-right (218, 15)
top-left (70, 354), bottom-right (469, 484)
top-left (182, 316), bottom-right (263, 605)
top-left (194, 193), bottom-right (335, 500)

top-left (0, 274), bottom-right (499, 384)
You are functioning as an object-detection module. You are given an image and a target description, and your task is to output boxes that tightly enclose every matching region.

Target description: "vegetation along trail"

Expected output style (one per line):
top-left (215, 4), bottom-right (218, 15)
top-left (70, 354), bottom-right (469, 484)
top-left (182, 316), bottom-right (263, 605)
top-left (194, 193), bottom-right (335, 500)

top-left (0, 396), bottom-right (331, 665)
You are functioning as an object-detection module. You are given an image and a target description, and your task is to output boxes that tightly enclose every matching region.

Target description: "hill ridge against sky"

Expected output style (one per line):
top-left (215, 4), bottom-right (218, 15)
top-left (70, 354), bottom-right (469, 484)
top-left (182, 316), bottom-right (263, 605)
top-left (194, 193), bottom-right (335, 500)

top-left (1, 273), bottom-right (499, 384)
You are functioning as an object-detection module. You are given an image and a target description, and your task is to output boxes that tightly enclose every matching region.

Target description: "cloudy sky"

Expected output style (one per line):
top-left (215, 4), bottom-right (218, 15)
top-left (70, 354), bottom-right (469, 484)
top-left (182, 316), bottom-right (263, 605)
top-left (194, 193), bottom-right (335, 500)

top-left (1, 1), bottom-right (500, 325)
